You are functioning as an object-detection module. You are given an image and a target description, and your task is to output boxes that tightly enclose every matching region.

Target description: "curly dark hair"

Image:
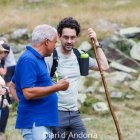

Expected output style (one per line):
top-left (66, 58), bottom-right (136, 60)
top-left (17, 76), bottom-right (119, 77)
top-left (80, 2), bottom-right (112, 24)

top-left (57, 17), bottom-right (81, 36)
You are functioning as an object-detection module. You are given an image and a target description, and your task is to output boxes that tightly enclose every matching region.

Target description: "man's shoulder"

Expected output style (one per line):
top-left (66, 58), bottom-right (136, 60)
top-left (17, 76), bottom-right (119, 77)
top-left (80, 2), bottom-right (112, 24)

top-left (17, 50), bottom-right (36, 65)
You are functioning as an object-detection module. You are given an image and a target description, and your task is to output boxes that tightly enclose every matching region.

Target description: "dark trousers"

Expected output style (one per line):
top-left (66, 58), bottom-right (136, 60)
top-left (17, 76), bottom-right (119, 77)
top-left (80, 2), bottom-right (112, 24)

top-left (0, 106), bottom-right (9, 133)
top-left (53, 111), bottom-right (88, 140)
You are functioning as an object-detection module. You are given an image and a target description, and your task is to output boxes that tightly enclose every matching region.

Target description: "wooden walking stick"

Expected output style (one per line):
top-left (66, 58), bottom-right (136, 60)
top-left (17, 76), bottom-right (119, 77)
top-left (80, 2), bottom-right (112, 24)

top-left (91, 38), bottom-right (123, 140)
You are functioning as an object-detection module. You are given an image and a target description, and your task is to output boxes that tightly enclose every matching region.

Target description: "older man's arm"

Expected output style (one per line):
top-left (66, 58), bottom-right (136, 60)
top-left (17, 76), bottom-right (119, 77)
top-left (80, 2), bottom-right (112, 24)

top-left (22, 77), bottom-right (69, 100)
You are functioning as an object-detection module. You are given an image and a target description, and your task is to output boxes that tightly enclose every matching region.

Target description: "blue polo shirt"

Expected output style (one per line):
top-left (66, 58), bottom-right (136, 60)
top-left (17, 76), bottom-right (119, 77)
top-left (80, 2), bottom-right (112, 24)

top-left (12, 46), bottom-right (58, 129)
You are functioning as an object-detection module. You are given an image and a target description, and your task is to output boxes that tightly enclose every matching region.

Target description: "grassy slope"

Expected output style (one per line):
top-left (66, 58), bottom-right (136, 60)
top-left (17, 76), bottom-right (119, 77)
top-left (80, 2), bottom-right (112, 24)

top-left (5, 98), bottom-right (140, 140)
top-left (0, 0), bottom-right (140, 39)
top-left (1, 0), bottom-right (140, 139)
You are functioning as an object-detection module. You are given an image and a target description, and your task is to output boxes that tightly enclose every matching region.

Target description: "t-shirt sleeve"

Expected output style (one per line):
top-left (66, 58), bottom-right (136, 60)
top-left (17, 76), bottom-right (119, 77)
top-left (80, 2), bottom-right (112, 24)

top-left (19, 59), bottom-right (37, 89)
top-left (89, 57), bottom-right (97, 69)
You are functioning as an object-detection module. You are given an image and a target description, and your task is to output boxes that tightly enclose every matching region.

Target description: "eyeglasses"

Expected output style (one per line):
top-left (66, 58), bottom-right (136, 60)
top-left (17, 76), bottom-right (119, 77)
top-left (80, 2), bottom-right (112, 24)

top-left (62, 35), bottom-right (77, 41)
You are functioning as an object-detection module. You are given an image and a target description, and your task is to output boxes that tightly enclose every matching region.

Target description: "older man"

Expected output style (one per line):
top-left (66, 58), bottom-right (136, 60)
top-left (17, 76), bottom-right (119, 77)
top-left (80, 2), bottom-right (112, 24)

top-left (9, 24), bottom-right (69, 140)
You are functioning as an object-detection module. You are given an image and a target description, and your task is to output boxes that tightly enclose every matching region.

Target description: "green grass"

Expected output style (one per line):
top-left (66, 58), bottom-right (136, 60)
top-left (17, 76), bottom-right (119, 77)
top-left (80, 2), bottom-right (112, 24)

top-left (82, 94), bottom-right (140, 140)
top-left (5, 89), bottom-right (140, 140)
top-left (6, 97), bottom-right (140, 140)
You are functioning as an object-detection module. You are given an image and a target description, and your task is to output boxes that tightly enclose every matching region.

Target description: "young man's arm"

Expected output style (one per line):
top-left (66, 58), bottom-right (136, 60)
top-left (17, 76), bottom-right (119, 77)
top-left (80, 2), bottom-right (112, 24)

top-left (88, 28), bottom-right (109, 71)
top-left (90, 47), bottom-right (109, 71)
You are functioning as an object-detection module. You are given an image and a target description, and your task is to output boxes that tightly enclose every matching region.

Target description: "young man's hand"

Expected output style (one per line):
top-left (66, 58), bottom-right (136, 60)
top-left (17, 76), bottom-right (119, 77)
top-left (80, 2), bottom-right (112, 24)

top-left (88, 28), bottom-right (99, 46)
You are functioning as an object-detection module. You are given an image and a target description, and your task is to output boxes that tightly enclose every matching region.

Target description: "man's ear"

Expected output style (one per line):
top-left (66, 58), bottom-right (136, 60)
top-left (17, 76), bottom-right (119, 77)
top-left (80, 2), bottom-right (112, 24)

top-left (45, 39), bottom-right (49, 46)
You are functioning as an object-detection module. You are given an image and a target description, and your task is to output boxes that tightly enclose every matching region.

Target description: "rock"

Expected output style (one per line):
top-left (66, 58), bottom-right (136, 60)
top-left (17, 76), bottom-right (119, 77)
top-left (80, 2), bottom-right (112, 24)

top-left (96, 19), bottom-right (120, 32)
top-left (98, 86), bottom-right (119, 96)
top-left (11, 43), bottom-right (26, 54)
top-left (11, 28), bottom-right (29, 40)
top-left (130, 42), bottom-right (140, 61)
top-left (0, 37), bottom-right (8, 43)
top-left (85, 81), bottom-right (99, 94)
top-left (129, 75), bottom-right (140, 92)
top-left (125, 94), bottom-right (135, 100)
top-left (82, 117), bottom-right (92, 122)
top-left (110, 91), bottom-right (123, 99)
top-left (110, 61), bottom-right (138, 73)
top-left (106, 71), bottom-right (133, 85)
top-left (93, 94), bottom-right (104, 102)
top-left (77, 94), bottom-right (87, 108)
top-left (120, 27), bottom-right (140, 39)
top-left (88, 71), bottom-right (102, 79)
top-left (102, 34), bottom-right (134, 56)
top-left (103, 45), bottom-right (140, 69)
top-left (92, 102), bottom-right (109, 112)
top-left (98, 87), bottom-right (105, 93)
top-left (102, 35), bottom-right (140, 69)
top-left (102, 35), bottom-right (120, 47)
top-left (78, 41), bottom-right (92, 52)
top-left (78, 94), bottom-right (87, 104)
top-left (78, 75), bottom-right (99, 93)
top-left (85, 87), bottom-right (95, 94)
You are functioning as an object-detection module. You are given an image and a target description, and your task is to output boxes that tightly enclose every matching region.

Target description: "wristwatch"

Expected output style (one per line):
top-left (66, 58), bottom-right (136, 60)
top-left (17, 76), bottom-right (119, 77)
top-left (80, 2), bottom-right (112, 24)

top-left (96, 42), bottom-right (102, 49)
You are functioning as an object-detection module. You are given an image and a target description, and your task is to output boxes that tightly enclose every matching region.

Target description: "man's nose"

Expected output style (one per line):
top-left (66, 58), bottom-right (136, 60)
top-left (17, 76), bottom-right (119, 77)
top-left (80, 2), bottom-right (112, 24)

top-left (67, 38), bottom-right (72, 43)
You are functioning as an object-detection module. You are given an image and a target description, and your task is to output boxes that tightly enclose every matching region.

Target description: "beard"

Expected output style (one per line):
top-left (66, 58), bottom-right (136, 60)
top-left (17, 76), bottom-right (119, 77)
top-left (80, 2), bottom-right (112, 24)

top-left (63, 43), bottom-right (73, 52)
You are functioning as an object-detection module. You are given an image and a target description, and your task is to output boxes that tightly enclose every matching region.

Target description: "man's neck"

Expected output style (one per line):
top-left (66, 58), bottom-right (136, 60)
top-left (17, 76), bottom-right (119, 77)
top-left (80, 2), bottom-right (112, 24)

top-left (32, 44), bottom-right (44, 56)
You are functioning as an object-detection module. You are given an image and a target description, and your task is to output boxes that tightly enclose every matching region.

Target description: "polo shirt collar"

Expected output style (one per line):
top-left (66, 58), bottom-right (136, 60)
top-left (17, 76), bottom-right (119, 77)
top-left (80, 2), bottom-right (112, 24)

top-left (26, 46), bottom-right (43, 59)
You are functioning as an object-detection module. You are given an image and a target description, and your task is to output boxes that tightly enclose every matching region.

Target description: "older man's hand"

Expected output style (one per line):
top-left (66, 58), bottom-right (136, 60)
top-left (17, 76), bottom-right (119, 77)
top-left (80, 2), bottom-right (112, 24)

top-left (56, 77), bottom-right (69, 91)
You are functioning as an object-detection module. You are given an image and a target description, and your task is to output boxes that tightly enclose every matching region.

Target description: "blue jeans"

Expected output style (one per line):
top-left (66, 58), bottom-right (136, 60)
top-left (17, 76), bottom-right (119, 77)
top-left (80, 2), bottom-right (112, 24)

top-left (53, 111), bottom-right (87, 140)
top-left (21, 123), bottom-right (53, 140)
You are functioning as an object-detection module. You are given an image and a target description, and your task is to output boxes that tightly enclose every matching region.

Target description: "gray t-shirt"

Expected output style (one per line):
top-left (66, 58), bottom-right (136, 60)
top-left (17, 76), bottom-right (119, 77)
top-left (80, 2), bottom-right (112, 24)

top-left (45, 47), bottom-right (96, 111)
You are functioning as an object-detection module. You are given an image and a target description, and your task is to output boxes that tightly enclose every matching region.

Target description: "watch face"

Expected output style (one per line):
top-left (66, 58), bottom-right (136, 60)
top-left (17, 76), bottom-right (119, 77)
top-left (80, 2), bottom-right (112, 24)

top-left (96, 42), bottom-right (102, 48)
